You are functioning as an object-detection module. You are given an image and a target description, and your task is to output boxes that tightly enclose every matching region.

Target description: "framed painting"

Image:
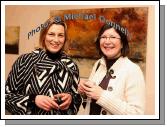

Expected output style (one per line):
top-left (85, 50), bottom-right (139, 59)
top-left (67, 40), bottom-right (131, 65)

top-left (5, 26), bottom-right (20, 54)
top-left (50, 7), bottom-right (148, 62)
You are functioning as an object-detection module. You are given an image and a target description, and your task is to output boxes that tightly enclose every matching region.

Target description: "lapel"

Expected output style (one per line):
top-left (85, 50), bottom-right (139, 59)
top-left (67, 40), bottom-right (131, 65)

top-left (96, 57), bottom-right (127, 88)
top-left (109, 56), bottom-right (128, 75)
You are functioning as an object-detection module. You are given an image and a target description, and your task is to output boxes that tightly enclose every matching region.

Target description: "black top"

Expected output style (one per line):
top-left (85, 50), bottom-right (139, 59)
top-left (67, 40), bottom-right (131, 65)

top-left (105, 57), bottom-right (119, 70)
top-left (46, 50), bottom-right (62, 61)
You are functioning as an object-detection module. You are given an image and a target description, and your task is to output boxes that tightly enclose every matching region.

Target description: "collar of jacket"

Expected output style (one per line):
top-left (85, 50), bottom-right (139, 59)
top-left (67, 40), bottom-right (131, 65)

top-left (32, 48), bottom-right (69, 75)
top-left (98, 56), bottom-right (128, 72)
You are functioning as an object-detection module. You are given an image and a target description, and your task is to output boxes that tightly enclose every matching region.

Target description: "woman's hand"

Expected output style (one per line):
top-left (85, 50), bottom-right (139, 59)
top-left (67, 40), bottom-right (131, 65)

top-left (78, 79), bottom-right (88, 94)
top-left (35, 95), bottom-right (59, 111)
top-left (54, 93), bottom-right (72, 110)
top-left (82, 81), bottom-right (104, 100)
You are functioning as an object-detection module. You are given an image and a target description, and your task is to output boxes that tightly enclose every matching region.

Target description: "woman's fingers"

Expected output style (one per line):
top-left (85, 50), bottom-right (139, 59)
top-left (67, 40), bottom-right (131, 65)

top-left (35, 95), bottom-right (59, 111)
top-left (55, 93), bottom-right (72, 110)
top-left (82, 83), bottom-right (93, 92)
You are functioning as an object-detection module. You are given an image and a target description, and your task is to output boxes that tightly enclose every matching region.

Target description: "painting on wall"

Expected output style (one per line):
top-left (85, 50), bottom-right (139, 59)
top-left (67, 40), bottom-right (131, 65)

top-left (50, 7), bottom-right (148, 62)
top-left (5, 26), bottom-right (20, 54)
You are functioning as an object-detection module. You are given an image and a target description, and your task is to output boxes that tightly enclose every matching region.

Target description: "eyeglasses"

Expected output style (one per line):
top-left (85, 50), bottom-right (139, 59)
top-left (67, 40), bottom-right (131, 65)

top-left (100, 36), bottom-right (121, 41)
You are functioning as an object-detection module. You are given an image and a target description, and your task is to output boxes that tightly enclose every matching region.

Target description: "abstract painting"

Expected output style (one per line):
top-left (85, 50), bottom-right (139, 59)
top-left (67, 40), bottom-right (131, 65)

top-left (50, 7), bottom-right (148, 62)
top-left (5, 26), bottom-right (20, 54)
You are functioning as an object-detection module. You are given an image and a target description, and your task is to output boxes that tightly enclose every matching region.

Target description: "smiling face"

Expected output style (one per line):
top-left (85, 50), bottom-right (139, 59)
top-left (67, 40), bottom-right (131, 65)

top-left (44, 24), bottom-right (65, 53)
top-left (100, 28), bottom-right (123, 59)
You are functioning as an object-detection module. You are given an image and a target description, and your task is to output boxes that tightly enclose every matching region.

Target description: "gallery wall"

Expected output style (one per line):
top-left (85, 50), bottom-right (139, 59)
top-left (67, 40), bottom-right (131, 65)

top-left (5, 5), bottom-right (155, 115)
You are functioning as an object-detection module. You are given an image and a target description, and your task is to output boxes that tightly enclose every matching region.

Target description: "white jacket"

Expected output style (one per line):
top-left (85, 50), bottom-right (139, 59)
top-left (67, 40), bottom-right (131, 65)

top-left (84, 56), bottom-right (145, 115)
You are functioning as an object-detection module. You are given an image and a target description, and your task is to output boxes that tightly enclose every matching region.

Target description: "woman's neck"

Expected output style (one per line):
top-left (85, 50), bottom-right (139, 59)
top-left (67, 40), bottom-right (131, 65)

top-left (46, 50), bottom-right (62, 61)
top-left (104, 56), bottom-right (120, 70)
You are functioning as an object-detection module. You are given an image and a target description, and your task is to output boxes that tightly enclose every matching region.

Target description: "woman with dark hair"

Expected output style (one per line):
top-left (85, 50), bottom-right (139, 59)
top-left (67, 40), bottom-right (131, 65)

top-left (78, 23), bottom-right (145, 115)
top-left (5, 17), bottom-right (81, 115)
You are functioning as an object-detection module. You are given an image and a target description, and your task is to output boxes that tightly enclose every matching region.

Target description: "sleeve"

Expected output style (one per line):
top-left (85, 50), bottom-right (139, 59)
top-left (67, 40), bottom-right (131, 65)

top-left (66, 59), bottom-right (82, 114)
top-left (5, 54), bottom-right (33, 114)
top-left (96, 65), bottom-right (145, 115)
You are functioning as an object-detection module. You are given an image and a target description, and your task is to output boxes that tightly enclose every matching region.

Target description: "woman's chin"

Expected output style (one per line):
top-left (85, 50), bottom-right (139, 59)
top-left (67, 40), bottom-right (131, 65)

top-left (48, 48), bottom-right (60, 53)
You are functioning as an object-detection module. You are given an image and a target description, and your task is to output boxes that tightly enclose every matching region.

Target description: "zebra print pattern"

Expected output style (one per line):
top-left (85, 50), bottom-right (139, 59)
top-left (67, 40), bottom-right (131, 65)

top-left (5, 49), bottom-right (81, 115)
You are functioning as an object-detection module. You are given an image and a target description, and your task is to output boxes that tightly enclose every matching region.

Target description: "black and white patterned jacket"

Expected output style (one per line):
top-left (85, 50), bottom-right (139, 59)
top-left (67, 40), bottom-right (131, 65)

top-left (5, 49), bottom-right (81, 115)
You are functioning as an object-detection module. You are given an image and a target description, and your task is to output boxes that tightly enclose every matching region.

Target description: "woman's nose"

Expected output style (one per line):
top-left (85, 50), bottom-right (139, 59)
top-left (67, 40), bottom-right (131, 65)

top-left (53, 36), bottom-right (59, 42)
top-left (104, 38), bottom-right (112, 44)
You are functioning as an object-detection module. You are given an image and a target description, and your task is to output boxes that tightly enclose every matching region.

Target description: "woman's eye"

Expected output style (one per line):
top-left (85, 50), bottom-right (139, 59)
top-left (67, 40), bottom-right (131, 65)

top-left (59, 35), bottom-right (64, 37)
top-left (48, 33), bottom-right (54, 36)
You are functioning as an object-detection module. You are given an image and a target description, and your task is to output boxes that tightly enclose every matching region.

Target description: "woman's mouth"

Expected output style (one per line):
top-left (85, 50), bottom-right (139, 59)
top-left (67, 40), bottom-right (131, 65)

top-left (49, 42), bottom-right (59, 48)
top-left (104, 46), bottom-right (114, 50)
